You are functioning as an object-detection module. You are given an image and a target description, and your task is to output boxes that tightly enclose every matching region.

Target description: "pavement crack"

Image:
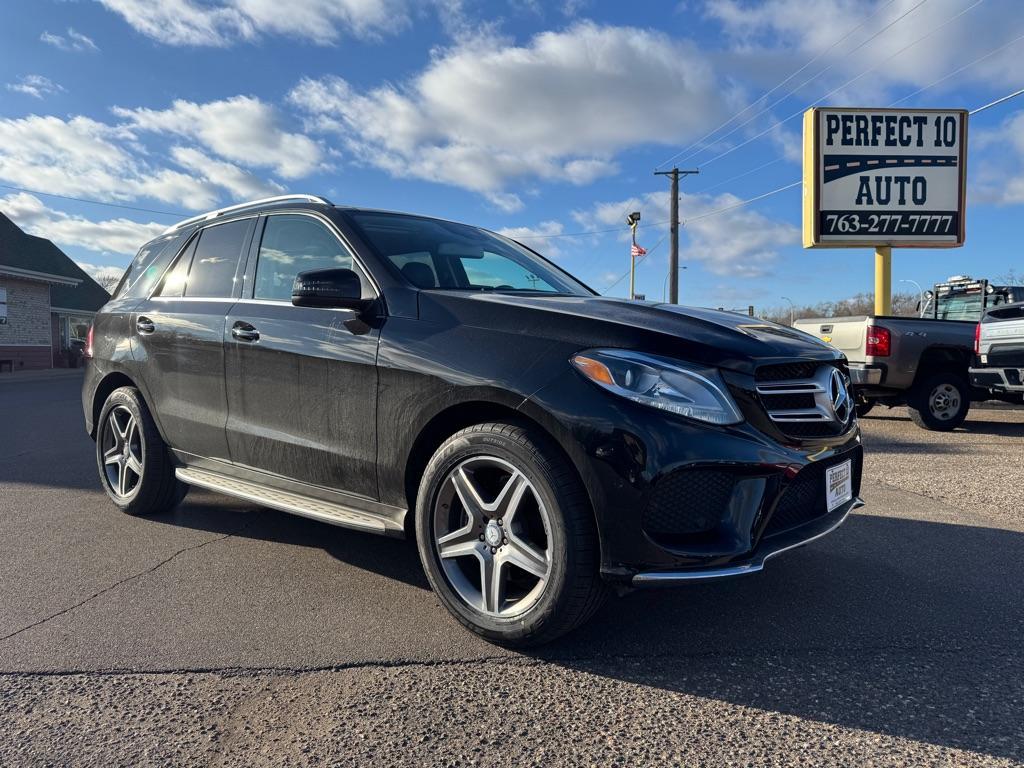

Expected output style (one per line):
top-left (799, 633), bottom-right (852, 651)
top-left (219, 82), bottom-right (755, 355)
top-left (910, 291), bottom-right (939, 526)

top-left (0, 532), bottom-right (234, 644)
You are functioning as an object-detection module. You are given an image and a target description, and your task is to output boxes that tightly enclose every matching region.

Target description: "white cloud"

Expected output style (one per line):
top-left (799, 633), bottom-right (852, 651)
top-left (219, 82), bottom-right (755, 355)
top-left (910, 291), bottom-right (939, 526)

top-left (96, 0), bottom-right (406, 46)
top-left (1, 193), bottom-right (165, 255)
top-left (5, 75), bottom-right (65, 100)
top-left (170, 146), bottom-right (284, 200)
top-left (40, 27), bottom-right (99, 52)
top-left (972, 109), bottom-right (1024, 206)
top-left (76, 261), bottom-right (129, 288)
top-left (496, 221), bottom-right (565, 258)
top-left (706, 0), bottom-right (1022, 99)
top-left (114, 96), bottom-right (322, 178)
top-left (288, 22), bottom-right (730, 206)
top-left (0, 114), bottom-right (217, 209)
top-left (573, 189), bottom-right (798, 277)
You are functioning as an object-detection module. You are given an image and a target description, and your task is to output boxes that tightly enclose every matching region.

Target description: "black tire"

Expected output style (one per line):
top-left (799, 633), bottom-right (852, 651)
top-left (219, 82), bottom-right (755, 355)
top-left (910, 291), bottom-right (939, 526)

top-left (907, 372), bottom-right (970, 431)
top-left (95, 386), bottom-right (186, 515)
top-left (415, 422), bottom-right (606, 647)
top-left (855, 399), bottom-right (875, 418)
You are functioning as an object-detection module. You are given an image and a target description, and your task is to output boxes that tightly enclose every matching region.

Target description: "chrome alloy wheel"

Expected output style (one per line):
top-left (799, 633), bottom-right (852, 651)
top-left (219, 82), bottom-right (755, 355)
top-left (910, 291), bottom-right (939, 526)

top-left (101, 405), bottom-right (144, 498)
top-left (928, 383), bottom-right (961, 421)
top-left (432, 456), bottom-right (551, 618)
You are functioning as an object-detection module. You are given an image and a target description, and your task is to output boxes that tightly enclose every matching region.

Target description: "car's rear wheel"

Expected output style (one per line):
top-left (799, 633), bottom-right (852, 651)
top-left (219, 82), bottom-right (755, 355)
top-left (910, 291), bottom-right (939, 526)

top-left (907, 373), bottom-right (970, 431)
top-left (96, 386), bottom-right (186, 515)
top-left (415, 422), bottom-right (606, 646)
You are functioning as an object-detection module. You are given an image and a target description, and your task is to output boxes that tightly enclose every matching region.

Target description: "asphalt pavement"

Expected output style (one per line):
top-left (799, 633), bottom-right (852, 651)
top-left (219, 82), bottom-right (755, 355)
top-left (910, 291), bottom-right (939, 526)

top-left (1, 374), bottom-right (1022, 766)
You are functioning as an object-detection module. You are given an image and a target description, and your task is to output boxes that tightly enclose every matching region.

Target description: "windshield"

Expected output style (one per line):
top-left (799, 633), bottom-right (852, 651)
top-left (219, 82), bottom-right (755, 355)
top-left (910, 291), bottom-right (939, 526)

top-left (344, 211), bottom-right (593, 296)
top-left (936, 292), bottom-right (984, 321)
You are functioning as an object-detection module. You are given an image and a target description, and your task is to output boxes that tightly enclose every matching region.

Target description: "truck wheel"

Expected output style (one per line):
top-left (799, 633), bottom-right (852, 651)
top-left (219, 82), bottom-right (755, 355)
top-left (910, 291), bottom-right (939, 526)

top-left (415, 422), bottom-right (606, 647)
top-left (855, 399), bottom-right (875, 418)
top-left (95, 386), bottom-right (186, 515)
top-left (907, 373), bottom-right (970, 431)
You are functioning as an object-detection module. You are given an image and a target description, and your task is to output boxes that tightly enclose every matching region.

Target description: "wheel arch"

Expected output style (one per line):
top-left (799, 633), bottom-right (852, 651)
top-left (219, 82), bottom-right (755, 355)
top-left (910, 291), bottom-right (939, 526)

top-left (401, 399), bottom-right (597, 543)
top-left (912, 345), bottom-right (971, 388)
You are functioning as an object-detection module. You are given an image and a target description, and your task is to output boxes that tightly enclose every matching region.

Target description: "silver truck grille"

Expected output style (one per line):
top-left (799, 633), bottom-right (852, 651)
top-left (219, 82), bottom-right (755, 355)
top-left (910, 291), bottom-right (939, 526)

top-left (755, 363), bottom-right (852, 430)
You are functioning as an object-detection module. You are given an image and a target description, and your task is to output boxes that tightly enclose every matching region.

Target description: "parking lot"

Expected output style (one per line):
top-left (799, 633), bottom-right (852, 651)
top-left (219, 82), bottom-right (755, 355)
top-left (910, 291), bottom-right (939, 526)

top-left (1, 373), bottom-right (1022, 767)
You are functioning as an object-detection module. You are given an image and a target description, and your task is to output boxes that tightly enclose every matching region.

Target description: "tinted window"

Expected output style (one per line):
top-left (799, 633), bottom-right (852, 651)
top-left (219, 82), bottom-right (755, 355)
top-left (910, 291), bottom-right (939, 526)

top-left (345, 211), bottom-right (591, 295)
top-left (184, 220), bottom-right (249, 298)
top-left (156, 235), bottom-right (198, 298)
top-left (119, 232), bottom-right (186, 299)
top-left (254, 215), bottom-right (360, 301)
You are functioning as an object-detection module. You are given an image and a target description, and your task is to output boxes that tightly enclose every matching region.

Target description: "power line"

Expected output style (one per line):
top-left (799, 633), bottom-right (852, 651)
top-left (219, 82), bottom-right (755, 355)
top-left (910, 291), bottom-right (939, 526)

top-left (655, 0), bottom-right (902, 171)
top-left (695, 0), bottom-right (987, 171)
top-left (0, 183), bottom-right (187, 218)
top-left (661, 0), bottom-right (931, 170)
top-left (889, 29), bottom-right (1024, 108)
top-left (970, 85), bottom-right (1024, 114)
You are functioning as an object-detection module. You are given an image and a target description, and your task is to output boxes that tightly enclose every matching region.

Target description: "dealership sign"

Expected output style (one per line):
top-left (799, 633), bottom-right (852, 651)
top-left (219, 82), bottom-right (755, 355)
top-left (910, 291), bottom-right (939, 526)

top-left (803, 107), bottom-right (967, 248)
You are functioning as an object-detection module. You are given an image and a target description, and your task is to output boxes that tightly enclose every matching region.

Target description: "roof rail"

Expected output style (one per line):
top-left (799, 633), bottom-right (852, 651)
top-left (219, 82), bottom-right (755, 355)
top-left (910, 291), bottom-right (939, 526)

top-left (161, 194), bottom-right (333, 235)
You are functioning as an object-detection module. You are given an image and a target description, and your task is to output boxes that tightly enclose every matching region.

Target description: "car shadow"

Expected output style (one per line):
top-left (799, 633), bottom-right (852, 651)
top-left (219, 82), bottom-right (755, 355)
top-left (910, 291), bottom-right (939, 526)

top-left (527, 514), bottom-right (1024, 761)
top-left (158, 490), bottom-right (1024, 759)
top-left (157, 488), bottom-right (430, 590)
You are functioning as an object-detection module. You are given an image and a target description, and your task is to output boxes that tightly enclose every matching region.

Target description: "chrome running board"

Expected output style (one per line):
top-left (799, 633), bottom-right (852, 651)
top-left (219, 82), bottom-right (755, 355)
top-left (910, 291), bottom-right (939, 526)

top-left (176, 467), bottom-right (402, 537)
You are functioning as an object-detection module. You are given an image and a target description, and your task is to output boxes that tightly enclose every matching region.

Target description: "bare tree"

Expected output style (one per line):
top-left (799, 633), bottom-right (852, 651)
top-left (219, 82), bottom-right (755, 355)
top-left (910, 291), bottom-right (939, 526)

top-left (94, 273), bottom-right (122, 295)
top-left (758, 292), bottom-right (919, 325)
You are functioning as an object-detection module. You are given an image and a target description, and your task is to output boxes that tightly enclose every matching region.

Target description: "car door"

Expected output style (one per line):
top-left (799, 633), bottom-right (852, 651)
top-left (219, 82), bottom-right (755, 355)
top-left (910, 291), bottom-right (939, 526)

top-left (132, 217), bottom-right (254, 461)
top-left (224, 213), bottom-right (381, 499)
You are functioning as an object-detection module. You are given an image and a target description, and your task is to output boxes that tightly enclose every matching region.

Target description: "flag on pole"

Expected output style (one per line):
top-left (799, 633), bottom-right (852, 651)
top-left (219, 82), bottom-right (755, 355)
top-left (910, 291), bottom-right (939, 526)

top-left (631, 243), bottom-right (647, 257)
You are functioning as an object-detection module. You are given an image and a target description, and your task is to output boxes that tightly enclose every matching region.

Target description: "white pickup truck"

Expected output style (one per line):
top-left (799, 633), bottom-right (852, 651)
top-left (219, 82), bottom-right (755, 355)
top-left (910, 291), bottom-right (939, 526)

top-left (969, 302), bottom-right (1024, 398)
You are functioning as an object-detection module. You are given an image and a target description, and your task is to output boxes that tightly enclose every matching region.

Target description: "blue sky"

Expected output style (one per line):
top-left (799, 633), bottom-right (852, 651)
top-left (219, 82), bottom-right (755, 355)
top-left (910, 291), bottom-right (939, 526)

top-left (1, 0), bottom-right (1022, 311)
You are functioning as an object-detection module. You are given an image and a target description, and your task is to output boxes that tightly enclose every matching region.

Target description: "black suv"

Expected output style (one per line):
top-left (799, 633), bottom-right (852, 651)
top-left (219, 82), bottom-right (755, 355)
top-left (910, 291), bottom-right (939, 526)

top-left (83, 195), bottom-right (863, 645)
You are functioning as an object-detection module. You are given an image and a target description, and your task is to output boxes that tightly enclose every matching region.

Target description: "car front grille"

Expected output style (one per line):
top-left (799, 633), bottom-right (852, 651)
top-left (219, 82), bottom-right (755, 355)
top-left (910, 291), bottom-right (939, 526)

top-left (754, 361), bottom-right (853, 439)
top-left (763, 449), bottom-right (863, 537)
top-left (642, 468), bottom-right (737, 542)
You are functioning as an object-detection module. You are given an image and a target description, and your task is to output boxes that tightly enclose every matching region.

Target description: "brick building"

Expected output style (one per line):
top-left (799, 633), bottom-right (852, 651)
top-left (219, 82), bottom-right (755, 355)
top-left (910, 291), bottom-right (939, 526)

top-left (0, 213), bottom-right (111, 371)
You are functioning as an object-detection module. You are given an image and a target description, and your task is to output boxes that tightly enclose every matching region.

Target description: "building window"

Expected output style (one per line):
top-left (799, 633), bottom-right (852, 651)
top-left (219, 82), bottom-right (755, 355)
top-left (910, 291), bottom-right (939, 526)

top-left (0, 287), bottom-right (7, 325)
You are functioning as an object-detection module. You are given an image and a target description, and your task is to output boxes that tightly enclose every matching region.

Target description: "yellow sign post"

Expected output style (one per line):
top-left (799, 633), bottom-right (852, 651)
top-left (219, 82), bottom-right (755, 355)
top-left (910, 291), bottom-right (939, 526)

top-left (802, 107), bottom-right (967, 315)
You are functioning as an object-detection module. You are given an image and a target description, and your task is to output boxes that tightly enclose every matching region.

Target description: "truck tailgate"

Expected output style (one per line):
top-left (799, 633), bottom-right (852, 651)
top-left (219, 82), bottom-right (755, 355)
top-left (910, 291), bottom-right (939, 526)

top-left (794, 317), bottom-right (866, 360)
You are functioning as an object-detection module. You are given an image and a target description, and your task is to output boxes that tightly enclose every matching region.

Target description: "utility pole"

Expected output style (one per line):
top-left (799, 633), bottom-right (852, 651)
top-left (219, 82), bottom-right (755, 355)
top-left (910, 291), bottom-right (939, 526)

top-left (654, 167), bottom-right (698, 304)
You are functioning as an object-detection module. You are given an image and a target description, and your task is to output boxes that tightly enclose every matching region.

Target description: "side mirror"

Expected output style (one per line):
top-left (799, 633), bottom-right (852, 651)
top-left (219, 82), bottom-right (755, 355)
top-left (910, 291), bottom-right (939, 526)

top-left (292, 268), bottom-right (371, 310)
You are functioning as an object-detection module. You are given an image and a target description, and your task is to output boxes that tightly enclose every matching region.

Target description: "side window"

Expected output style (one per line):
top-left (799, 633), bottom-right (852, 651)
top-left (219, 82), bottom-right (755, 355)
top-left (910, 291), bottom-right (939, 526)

top-left (184, 220), bottom-right (250, 298)
top-left (156, 236), bottom-right (198, 298)
top-left (254, 215), bottom-right (363, 301)
top-left (119, 232), bottom-right (185, 299)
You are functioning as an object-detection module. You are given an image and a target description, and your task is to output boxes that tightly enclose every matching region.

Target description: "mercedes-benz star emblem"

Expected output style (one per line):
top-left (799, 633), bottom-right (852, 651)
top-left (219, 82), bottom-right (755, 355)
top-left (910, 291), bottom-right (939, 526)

top-left (829, 367), bottom-right (851, 423)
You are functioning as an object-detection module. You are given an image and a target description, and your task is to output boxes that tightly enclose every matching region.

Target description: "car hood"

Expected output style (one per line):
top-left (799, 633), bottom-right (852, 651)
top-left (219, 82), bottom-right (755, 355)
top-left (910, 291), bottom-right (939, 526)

top-left (420, 291), bottom-right (841, 374)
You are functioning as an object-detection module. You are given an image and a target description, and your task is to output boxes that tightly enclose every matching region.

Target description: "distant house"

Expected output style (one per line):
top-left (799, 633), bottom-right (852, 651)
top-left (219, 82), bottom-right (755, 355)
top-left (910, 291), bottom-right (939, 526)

top-left (0, 213), bottom-right (111, 371)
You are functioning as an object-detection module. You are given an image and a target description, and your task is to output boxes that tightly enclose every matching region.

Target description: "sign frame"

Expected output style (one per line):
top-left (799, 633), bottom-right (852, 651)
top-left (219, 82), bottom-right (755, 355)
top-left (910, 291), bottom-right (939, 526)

top-left (802, 107), bottom-right (968, 249)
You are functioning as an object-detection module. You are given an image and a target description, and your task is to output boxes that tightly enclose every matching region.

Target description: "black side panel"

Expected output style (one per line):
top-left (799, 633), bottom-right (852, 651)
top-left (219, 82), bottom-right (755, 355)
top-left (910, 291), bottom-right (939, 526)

top-left (224, 301), bottom-right (380, 499)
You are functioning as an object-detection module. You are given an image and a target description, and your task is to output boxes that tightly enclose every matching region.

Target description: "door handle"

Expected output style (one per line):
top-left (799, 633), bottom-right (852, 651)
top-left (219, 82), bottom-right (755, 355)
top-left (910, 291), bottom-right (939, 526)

top-left (231, 322), bottom-right (260, 342)
top-left (136, 316), bottom-right (155, 335)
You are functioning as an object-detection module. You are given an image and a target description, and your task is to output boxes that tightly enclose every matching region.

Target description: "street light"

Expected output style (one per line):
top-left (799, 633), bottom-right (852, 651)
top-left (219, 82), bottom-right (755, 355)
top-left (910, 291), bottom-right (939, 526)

top-left (781, 296), bottom-right (795, 326)
top-left (663, 266), bottom-right (687, 302)
top-left (626, 211), bottom-right (641, 300)
top-left (899, 279), bottom-right (924, 317)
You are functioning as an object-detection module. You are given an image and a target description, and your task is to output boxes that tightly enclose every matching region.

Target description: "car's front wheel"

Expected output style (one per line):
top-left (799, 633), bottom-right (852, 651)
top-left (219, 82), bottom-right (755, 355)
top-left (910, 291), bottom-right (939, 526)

top-left (95, 386), bottom-right (186, 515)
top-left (415, 422), bottom-right (606, 646)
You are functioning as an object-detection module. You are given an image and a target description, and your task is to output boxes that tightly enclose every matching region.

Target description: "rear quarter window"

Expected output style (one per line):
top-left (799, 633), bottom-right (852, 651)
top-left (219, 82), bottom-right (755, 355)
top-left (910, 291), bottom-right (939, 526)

top-left (117, 231), bottom-right (188, 299)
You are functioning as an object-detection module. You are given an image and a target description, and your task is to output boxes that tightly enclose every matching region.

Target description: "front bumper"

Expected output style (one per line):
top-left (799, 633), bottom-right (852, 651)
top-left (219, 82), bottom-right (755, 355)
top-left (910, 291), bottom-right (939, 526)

top-left (631, 496), bottom-right (863, 585)
top-left (525, 366), bottom-right (864, 584)
top-left (970, 366), bottom-right (1024, 392)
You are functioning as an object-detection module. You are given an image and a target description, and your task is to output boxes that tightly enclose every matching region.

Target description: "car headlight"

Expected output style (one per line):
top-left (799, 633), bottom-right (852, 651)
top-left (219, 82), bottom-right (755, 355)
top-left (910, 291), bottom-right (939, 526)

top-left (570, 348), bottom-right (743, 426)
